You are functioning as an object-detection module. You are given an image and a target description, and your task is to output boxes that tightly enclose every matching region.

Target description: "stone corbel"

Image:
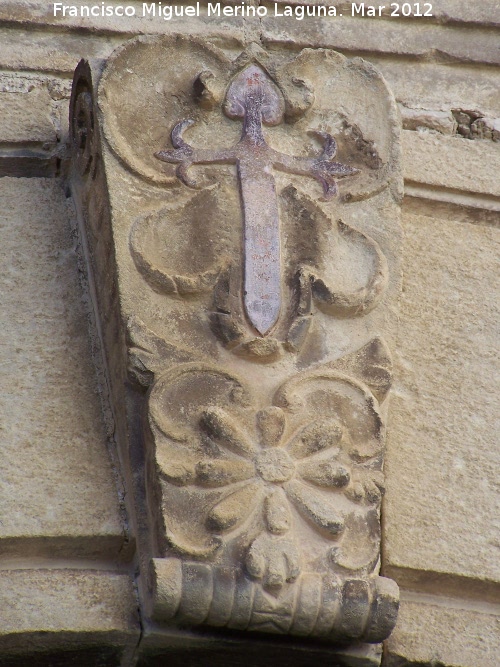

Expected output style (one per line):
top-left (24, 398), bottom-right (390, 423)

top-left (69, 35), bottom-right (403, 661)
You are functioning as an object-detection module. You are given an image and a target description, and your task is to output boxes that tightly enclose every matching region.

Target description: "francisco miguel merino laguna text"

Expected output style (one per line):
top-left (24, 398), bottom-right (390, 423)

top-left (53, 2), bottom-right (434, 19)
top-left (53, 2), bottom-right (344, 20)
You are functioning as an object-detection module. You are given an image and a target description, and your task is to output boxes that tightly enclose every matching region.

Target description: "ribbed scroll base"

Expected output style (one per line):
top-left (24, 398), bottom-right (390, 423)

top-left (151, 558), bottom-right (399, 643)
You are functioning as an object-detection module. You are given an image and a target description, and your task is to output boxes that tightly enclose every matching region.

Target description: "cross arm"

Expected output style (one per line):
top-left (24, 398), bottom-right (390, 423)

top-left (272, 131), bottom-right (359, 199)
top-left (155, 119), bottom-right (236, 188)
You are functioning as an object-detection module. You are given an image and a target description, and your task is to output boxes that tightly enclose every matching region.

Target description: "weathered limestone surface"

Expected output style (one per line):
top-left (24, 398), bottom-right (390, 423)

top-left (399, 107), bottom-right (457, 135)
top-left (3, 28), bottom-right (500, 126)
top-left (2, 2), bottom-right (500, 68)
top-left (0, 177), bottom-right (128, 559)
top-left (261, 13), bottom-right (500, 66)
top-left (402, 130), bottom-right (500, 197)
top-left (374, 61), bottom-right (500, 120)
top-left (0, 72), bottom-right (72, 144)
top-left (273, 0), bottom-right (500, 26)
top-left (0, 86), bottom-right (55, 143)
top-left (384, 209), bottom-right (499, 589)
top-left (0, 569), bottom-right (139, 657)
top-left (386, 596), bottom-right (500, 667)
top-left (0, 27), bottom-right (123, 74)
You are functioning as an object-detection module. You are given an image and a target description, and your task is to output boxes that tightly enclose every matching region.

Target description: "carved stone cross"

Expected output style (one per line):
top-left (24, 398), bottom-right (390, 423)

top-left (71, 38), bottom-right (402, 647)
top-left (156, 65), bottom-right (359, 336)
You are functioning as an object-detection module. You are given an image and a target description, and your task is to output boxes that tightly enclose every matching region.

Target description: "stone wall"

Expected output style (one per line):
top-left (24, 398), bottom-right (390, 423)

top-left (0, 2), bottom-right (498, 665)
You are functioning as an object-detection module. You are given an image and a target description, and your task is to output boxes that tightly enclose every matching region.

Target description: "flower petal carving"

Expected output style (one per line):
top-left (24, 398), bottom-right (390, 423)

top-left (364, 478), bottom-right (382, 504)
top-left (285, 480), bottom-right (345, 536)
top-left (370, 471), bottom-right (386, 495)
top-left (207, 483), bottom-right (262, 532)
top-left (150, 364), bottom-right (387, 596)
top-left (164, 527), bottom-right (222, 560)
top-left (286, 419), bottom-right (343, 459)
top-left (158, 458), bottom-right (196, 486)
top-left (257, 407), bottom-right (286, 448)
top-left (264, 488), bottom-right (292, 535)
top-left (200, 407), bottom-right (256, 457)
top-left (246, 533), bottom-right (300, 589)
top-left (297, 458), bottom-right (350, 489)
top-left (345, 481), bottom-right (365, 503)
top-left (196, 459), bottom-right (255, 488)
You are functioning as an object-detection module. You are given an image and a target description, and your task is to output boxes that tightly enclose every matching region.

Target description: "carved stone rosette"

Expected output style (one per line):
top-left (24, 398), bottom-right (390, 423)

top-left (70, 35), bottom-right (402, 656)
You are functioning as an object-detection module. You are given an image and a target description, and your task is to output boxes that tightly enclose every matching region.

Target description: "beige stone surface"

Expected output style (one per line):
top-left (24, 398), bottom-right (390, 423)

top-left (386, 595), bottom-right (500, 667)
top-left (0, 87), bottom-right (55, 143)
top-left (0, 569), bottom-right (139, 652)
top-left (0, 2), bottom-right (250, 41)
top-left (399, 107), bottom-right (456, 135)
top-left (409, 0), bottom-right (500, 25)
top-left (261, 13), bottom-right (500, 66)
top-left (374, 61), bottom-right (500, 119)
top-left (384, 210), bottom-right (500, 583)
top-left (402, 130), bottom-right (500, 196)
top-left (274, 0), bottom-right (500, 26)
top-left (0, 72), bottom-right (73, 147)
top-left (0, 27), bottom-right (120, 74)
top-left (2, 2), bottom-right (499, 69)
top-left (0, 178), bottom-right (127, 559)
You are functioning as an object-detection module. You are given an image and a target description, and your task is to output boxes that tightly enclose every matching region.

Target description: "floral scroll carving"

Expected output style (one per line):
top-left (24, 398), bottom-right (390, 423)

top-left (146, 361), bottom-right (397, 641)
top-left (151, 363), bottom-right (384, 559)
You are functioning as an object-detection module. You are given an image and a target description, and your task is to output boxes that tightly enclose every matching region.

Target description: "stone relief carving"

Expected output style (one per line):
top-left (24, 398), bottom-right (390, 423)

top-left (70, 34), bottom-right (402, 652)
top-left (152, 557), bottom-right (398, 641)
top-left (129, 184), bottom-right (388, 361)
top-left (126, 53), bottom-right (390, 360)
top-left (155, 63), bottom-right (359, 336)
top-left (150, 363), bottom-right (386, 568)
top-left (130, 333), bottom-right (397, 642)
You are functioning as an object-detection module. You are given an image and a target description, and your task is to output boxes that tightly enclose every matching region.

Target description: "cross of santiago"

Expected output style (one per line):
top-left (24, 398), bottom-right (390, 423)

top-left (156, 64), bottom-right (359, 336)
